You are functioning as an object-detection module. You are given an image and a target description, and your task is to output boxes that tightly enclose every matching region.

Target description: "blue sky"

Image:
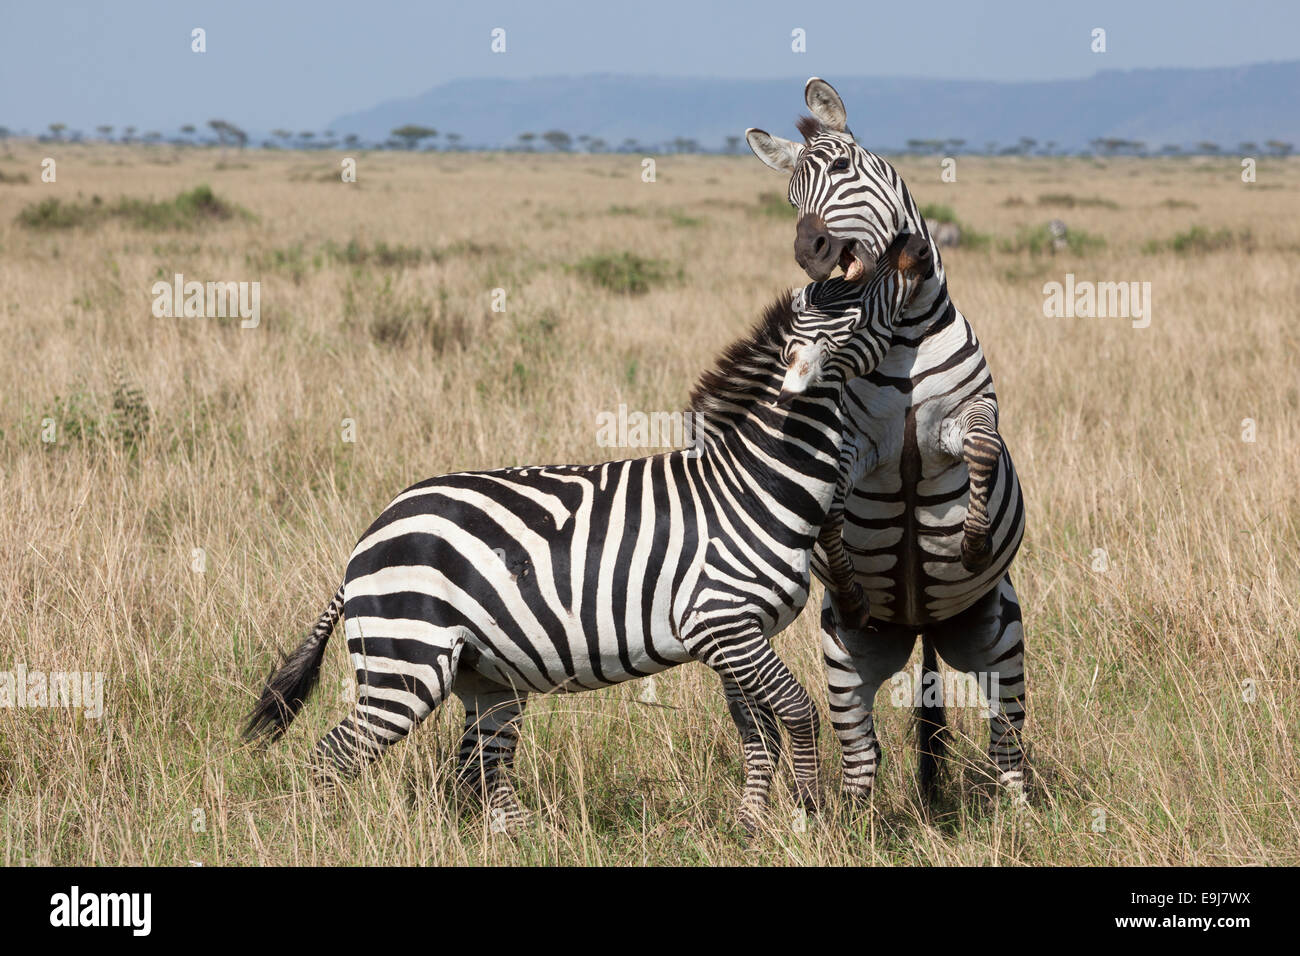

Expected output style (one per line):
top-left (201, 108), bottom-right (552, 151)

top-left (2, 0), bottom-right (1296, 133)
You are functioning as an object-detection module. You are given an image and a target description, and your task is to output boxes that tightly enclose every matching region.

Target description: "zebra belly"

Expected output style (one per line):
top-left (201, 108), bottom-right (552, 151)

top-left (840, 451), bottom-right (1023, 628)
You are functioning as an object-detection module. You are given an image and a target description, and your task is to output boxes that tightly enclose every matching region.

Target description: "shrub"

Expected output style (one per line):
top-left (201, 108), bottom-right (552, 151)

top-left (1001, 224), bottom-right (1106, 256)
top-left (573, 252), bottom-right (676, 295)
top-left (1037, 193), bottom-right (1120, 209)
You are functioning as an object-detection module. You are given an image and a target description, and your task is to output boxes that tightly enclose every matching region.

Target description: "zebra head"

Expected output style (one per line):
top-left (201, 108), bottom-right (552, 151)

top-left (747, 77), bottom-right (922, 285)
top-left (777, 231), bottom-right (931, 404)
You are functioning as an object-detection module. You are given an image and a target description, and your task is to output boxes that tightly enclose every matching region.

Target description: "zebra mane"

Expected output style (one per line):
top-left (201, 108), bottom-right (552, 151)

top-left (687, 293), bottom-right (795, 429)
top-left (796, 114), bottom-right (858, 146)
top-left (795, 115), bottom-right (822, 142)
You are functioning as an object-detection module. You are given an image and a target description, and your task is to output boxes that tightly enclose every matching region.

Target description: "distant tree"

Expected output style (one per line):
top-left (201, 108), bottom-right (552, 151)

top-left (1239, 141), bottom-right (1259, 155)
top-left (984, 140), bottom-right (998, 155)
top-left (271, 129), bottom-right (292, 147)
top-left (344, 133), bottom-right (360, 148)
top-left (391, 124), bottom-right (437, 150)
top-left (179, 124), bottom-right (196, 145)
top-left (96, 124), bottom-right (114, 141)
top-left (541, 129), bottom-right (572, 152)
top-left (621, 138), bottom-right (640, 153)
top-left (298, 131), bottom-right (316, 149)
top-left (588, 137), bottom-right (606, 153)
top-left (724, 135), bottom-right (741, 154)
top-left (445, 132), bottom-right (462, 150)
top-left (123, 126), bottom-right (137, 144)
top-left (1265, 139), bottom-right (1293, 157)
top-left (1196, 141), bottom-right (1220, 155)
top-left (0, 126), bottom-right (11, 142)
top-left (143, 131), bottom-right (162, 144)
top-left (1160, 144), bottom-right (1182, 155)
top-left (48, 122), bottom-right (67, 140)
top-left (945, 138), bottom-right (966, 154)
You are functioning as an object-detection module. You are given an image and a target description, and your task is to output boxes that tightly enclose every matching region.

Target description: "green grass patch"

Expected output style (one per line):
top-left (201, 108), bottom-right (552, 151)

top-left (1001, 224), bottom-right (1106, 256)
top-left (1143, 226), bottom-right (1251, 255)
top-left (17, 184), bottom-right (251, 231)
top-left (572, 252), bottom-right (678, 295)
top-left (1036, 193), bottom-right (1120, 209)
top-left (918, 203), bottom-right (992, 250)
top-left (753, 191), bottom-right (795, 218)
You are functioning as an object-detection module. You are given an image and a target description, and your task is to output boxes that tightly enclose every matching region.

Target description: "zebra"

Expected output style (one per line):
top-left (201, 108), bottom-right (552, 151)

top-left (244, 233), bottom-right (932, 833)
top-left (745, 77), bottom-right (1029, 803)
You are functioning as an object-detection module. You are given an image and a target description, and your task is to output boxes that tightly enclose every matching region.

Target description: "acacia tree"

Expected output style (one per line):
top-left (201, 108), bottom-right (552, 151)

top-left (391, 125), bottom-right (438, 150)
top-left (541, 129), bottom-right (572, 152)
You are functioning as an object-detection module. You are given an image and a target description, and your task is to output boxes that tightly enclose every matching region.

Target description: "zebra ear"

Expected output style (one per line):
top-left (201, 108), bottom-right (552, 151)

top-left (805, 78), bottom-right (847, 132)
top-left (746, 128), bottom-right (802, 172)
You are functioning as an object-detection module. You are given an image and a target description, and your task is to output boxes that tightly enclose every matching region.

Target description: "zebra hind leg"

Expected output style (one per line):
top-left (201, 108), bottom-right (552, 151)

top-left (819, 595), bottom-right (916, 803)
top-left (454, 678), bottom-right (530, 833)
top-left (313, 626), bottom-right (465, 783)
top-left (927, 575), bottom-right (1028, 803)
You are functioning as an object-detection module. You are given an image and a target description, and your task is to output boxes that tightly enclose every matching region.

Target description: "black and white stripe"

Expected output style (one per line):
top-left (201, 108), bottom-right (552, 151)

top-left (246, 241), bottom-right (926, 830)
top-left (747, 78), bottom-right (1029, 802)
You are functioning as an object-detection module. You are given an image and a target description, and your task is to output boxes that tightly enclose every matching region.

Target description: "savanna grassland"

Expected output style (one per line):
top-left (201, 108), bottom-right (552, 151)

top-left (0, 141), bottom-right (1297, 866)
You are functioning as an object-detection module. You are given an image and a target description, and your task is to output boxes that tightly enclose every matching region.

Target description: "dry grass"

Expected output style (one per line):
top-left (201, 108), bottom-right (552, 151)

top-left (1, 143), bottom-right (1297, 865)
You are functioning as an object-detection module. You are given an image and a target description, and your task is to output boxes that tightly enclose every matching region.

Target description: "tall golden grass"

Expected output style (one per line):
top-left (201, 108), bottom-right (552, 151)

top-left (0, 143), bottom-right (1296, 864)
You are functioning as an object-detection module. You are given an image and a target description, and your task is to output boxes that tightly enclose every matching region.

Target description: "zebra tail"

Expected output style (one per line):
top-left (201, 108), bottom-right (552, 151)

top-left (916, 634), bottom-right (947, 803)
top-left (243, 586), bottom-right (344, 743)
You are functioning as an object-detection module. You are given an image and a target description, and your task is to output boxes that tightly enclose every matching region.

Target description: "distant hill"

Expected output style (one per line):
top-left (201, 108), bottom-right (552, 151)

top-left (327, 61), bottom-right (1300, 153)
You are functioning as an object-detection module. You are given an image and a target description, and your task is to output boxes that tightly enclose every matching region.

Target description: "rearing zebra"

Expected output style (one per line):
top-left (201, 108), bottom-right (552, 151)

top-left (245, 233), bottom-right (931, 832)
top-left (746, 78), bottom-right (1029, 802)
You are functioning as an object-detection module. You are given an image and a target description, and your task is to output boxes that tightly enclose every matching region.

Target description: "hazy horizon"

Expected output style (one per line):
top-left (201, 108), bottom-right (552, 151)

top-left (3, 0), bottom-right (1297, 133)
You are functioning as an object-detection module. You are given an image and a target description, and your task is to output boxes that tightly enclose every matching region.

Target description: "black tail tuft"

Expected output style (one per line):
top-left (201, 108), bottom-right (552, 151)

top-left (244, 588), bottom-right (343, 743)
top-left (916, 634), bottom-right (948, 804)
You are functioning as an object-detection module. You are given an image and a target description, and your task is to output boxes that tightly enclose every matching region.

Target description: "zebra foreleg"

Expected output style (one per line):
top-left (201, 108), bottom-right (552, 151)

top-left (941, 396), bottom-right (1002, 574)
top-left (686, 620), bottom-right (821, 833)
top-left (820, 596), bottom-right (916, 802)
top-left (926, 576), bottom-right (1028, 802)
top-left (720, 675), bottom-right (783, 828)
top-left (818, 437), bottom-right (869, 631)
top-left (454, 680), bottom-right (530, 831)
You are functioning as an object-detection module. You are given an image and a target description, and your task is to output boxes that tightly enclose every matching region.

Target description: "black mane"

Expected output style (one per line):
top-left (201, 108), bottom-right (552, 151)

top-left (687, 293), bottom-right (795, 428)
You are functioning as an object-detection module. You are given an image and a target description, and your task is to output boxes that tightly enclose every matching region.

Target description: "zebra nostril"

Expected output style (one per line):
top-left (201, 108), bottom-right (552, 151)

top-left (813, 236), bottom-right (828, 256)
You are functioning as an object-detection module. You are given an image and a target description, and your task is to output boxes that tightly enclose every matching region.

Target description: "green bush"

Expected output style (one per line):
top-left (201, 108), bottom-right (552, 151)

top-left (573, 252), bottom-right (677, 295)
top-left (1001, 224), bottom-right (1106, 256)
top-left (1037, 193), bottom-right (1120, 209)
top-left (17, 184), bottom-right (250, 231)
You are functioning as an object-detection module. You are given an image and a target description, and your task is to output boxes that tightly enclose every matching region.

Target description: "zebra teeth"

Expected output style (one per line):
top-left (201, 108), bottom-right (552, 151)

top-left (842, 249), bottom-right (866, 282)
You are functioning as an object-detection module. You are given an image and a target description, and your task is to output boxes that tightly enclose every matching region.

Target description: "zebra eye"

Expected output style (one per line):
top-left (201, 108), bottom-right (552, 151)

top-left (831, 157), bottom-right (850, 172)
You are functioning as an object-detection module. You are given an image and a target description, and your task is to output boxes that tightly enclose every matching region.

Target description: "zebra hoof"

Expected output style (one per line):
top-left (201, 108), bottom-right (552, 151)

top-left (796, 782), bottom-right (823, 815)
top-left (831, 589), bottom-right (870, 632)
top-left (960, 534), bottom-right (992, 573)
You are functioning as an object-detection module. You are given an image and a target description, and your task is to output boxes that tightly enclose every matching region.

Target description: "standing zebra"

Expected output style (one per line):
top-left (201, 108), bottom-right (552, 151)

top-left (245, 234), bottom-right (931, 832)
top-left (746, 78), bottom-right (1029, 802)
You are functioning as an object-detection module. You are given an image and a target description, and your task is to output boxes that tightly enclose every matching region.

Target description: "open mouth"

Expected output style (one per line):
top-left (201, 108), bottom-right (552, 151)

top-left (838, 244), bottom-right (866, 281)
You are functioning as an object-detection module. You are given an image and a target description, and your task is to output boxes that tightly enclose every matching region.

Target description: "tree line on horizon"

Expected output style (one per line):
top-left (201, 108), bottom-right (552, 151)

top-left (6, 122), bottom-right (1294, 159)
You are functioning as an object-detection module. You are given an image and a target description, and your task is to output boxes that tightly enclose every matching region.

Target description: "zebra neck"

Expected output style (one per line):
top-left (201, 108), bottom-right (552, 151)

top-left (688, 386), bottom-right (844, 539)
top-left (895, 271), bottom-right (957, 339)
